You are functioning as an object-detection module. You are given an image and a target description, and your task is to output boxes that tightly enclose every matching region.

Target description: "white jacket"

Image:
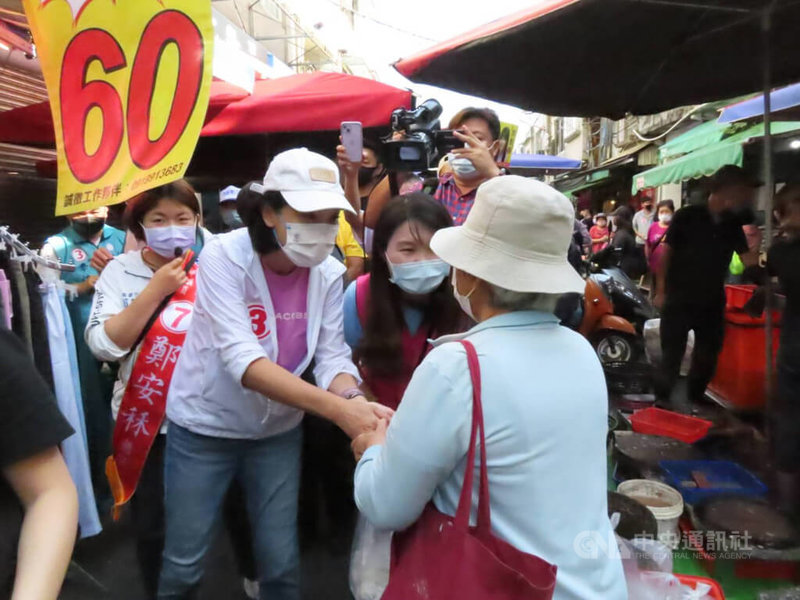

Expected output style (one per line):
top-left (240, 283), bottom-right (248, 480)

top-left (84, 250), bottom-right (156, 423)
top-left (166, 228), bottom-right (359, 439)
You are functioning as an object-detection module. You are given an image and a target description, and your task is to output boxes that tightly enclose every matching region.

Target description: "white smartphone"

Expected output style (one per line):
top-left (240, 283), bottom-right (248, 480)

top-left (341, 121), bottom-right (363, 163)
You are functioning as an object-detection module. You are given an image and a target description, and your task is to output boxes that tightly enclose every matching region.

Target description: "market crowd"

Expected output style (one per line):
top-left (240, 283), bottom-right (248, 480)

top-left (1, 104), bottom-right (798, 600)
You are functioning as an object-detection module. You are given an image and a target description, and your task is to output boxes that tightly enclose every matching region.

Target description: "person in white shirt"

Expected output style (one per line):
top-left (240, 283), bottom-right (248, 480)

top-left (157, 149), bottom-right (392, 600)
top-left (633, 198), bottom-right (655, 249)
top-left (85, 181), bottom-right (258, 599)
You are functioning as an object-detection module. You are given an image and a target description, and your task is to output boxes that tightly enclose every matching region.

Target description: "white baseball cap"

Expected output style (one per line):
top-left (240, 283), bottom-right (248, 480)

top-left (431, 175), bottom-right (585, 294)
top-left (219, 185), bottom-right (240, 204)
top-left (257, 148), bottom-right (355, 214)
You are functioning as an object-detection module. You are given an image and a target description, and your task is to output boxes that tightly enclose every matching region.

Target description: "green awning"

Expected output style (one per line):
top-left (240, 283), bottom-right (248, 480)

top-left (634, 121), bottom-right (800, 192)
top-left (659, 120), bottom-right (736, 160)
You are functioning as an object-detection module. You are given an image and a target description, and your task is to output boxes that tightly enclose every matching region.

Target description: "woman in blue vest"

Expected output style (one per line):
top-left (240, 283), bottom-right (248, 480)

top-left (39, 206), bottom-right (126, 510)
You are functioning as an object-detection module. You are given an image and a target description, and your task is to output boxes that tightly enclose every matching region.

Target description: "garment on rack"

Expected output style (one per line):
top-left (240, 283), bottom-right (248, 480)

top-left (25, 270), bottom-right (54, 390)
top-left (41, 225), bottom-right (123, 507)
top-left (9, 261), bottom-right (32, 357)
top-left (42, 283), bottom-right (101, 538)
top-left (0, 252), bottom-right (21, 339)
top-left (0, 270), bottom-right (10, 329)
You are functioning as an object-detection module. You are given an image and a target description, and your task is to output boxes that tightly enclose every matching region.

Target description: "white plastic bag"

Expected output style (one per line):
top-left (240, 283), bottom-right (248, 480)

top-left (643, 318), bottom-right (695, 376)
top-left (349, 513), bottom-right (392, 600)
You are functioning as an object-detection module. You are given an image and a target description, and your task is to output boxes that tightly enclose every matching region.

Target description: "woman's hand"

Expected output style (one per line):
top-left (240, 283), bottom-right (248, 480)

top-left (336, 143), bottom-right (370, 180)
top-left (148, 255), bottom-right (187, 299)
top-left (351, 418), bottom-right (389, 462)
top-left (335, 396), bottom-right (393, 440)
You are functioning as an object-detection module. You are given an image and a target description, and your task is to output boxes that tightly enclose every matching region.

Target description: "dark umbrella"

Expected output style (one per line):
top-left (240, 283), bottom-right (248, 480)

top-left (395, 0), bottom-right (800, 421)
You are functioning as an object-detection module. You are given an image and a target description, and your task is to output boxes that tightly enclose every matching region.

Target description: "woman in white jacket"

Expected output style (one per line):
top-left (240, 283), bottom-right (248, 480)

top-left (157, 149), bottom-right (391, 600)
top-left (85, 181), bottom-right (258, 599)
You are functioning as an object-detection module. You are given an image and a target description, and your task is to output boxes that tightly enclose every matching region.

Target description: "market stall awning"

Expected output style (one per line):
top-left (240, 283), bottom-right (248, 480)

top-left (0, 72), bottom-right (412, 145)
top-left (508, 153), bottom-right (581, 170)
top-left (659, 120), bottom-right (733, 161)
top-left (393, 0), bottom-right (800, 118)
top-left (633, 121), bottom-right (800, 192)
top-left (718, 82), bottom-right (800, 124)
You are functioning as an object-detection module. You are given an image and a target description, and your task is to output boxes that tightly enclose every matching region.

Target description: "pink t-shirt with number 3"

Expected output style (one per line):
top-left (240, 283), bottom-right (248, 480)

top-left (262, 266), bottom-right (309, 373)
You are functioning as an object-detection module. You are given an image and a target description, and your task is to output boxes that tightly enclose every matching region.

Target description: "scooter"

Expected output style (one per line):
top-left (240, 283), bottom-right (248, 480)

top-left (557, 251), bottom-right (655, 395)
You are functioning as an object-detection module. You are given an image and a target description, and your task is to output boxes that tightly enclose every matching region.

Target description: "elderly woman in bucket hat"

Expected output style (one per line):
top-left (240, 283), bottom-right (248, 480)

top-left (352, 176), bottom-right (626, 600)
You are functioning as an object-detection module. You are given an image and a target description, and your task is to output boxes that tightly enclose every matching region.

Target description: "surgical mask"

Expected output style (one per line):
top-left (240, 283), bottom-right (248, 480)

top-left (387, 257), bottom-right (450, 295)
top-left (72, 217), bottom-right (105, 239)
top-left (449, 143), bottom-right (478, 178)
top-left (659, 213), bottom-right (672, 224)
top-left (222, 209), bottom-right (243, 228)
top-left (452, 270), bottom-right (476, 320)
top-left (143, 224), bottom-right (197, 258)
top-left (278, 221), bottom-right (339, 268)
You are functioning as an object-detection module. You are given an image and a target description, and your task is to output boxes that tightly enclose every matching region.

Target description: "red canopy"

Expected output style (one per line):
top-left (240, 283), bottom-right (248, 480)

top-left (202, 72), bottom-right (411, 136)
top-left (0, 71), bottom-right (411, 145)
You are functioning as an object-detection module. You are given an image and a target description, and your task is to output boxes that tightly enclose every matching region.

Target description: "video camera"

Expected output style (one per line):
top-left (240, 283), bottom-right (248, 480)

top-left (382, 99), bottom-right (462, 171)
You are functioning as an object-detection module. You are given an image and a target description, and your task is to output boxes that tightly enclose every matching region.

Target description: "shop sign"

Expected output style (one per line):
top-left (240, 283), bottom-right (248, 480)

top-left (23, 0), bottom-right (214, 215)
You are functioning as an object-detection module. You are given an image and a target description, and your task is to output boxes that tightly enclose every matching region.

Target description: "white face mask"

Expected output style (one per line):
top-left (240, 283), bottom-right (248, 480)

top-left (452, 270), bottom-right (476, 320)
top-left (659, 213), bottom-right (673, 224)
top-left (278, 221), bottom-right (339, 268)
top-left (143, 224), bottom-right (197, 258)
top-left (387, 257), bottom-right (450, 295)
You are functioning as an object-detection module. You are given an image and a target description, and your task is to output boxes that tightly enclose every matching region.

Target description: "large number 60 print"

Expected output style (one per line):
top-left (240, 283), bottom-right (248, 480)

top-left (59, 10), bottom-right (204, 184)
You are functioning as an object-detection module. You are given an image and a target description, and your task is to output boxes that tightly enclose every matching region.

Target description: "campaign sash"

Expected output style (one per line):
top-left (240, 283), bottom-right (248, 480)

top-left (106, 263), bottom-right (198, 518)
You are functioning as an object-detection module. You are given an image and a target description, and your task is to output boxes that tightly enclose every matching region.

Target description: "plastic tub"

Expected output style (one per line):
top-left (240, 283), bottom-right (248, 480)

top-left (675, 574), bottom-right (725, 599)
top-left (617, 479), bottom-right (684, 548)
top-left (659, 460), bottom-right (768, 505)
top-left (630, 407), bottom-right (712, 444)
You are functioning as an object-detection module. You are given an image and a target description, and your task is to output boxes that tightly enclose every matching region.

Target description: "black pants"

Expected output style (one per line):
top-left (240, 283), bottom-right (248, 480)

top-left (131, 435), bottom-right (256, 599)
top-left (656, 303), bottom-right (725, 405)
top-left (773, 312), bottom-right (800, 472)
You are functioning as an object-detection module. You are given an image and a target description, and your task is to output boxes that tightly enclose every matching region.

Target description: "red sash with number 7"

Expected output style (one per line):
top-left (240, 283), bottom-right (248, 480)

top-left (106, 263), bottom-right (198, 518)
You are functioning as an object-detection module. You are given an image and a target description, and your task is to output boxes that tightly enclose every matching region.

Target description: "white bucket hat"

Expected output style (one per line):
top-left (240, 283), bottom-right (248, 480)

top-left (257, 147), bottom-right (355, 214)
top-left (430, 175), bottom-right (585, 294)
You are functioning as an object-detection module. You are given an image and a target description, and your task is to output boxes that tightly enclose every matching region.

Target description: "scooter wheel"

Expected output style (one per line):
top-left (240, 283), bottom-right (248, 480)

top-left (595, 333), bottom-right (635, 364)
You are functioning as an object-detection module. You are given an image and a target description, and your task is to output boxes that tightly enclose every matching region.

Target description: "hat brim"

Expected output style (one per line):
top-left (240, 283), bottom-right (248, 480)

top-left (282, 190), bottom-right (356, 214)
top-left (430, 226), bottom-right (586, 295)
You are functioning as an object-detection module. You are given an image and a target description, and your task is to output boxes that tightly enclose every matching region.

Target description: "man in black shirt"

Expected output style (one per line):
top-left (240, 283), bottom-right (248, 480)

top-left (654, 165), bottom-right (758, 406)
top-left (0, 329), bottom-right (77, 599)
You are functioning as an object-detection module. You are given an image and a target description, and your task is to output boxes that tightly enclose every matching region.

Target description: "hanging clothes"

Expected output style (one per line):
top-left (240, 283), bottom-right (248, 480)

top-left (40, 224), bottom-right (124, 508)
top-left (42, 282), bottom-right (101, 538)
top-left (0, 251), bottom-right (21, 340)
top-left (0, 269), bottom-right (11, 329)
top-left (25, 270), bottom-right (54, 390)
top-left (9, 261), bottom-right (32, 357)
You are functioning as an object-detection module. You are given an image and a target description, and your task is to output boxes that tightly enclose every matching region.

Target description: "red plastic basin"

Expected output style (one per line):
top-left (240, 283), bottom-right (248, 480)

top-left (630, 407), bottom-right (712, 444)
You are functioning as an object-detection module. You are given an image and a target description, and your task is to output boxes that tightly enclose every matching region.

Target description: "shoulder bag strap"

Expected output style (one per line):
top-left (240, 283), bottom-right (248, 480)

top-left (454, 340), bottom-right (491, 533)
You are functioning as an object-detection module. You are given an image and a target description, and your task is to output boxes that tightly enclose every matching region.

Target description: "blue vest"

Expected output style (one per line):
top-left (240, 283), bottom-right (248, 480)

top-left (46, 224), bottom-right (126, 327)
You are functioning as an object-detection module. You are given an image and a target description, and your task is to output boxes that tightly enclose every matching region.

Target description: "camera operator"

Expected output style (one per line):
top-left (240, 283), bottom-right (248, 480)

top-left (363, 107), bottom-right (503, 232)
top-left (434, 107), bottom-right (503, 226)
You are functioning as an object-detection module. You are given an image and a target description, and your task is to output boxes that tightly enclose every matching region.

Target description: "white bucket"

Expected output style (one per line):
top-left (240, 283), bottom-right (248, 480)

top-left (617, 479), bottom-right (684, 548)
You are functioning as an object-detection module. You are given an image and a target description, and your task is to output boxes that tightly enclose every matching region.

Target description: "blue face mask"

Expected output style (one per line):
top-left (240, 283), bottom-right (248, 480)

top-left (449, 155), bottom-right (478, 177)
top-left (387, 257), bottom-right (450, 295)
